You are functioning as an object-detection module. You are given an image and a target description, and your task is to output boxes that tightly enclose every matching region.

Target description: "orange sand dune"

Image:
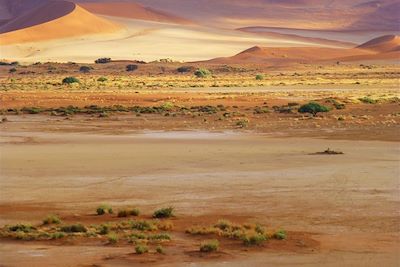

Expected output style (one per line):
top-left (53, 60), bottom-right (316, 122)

top-left (357, 35), bottom-right (400, 52)
top-left (0, 2), bottom-right (121, 45)
top-left (79, 2), bottom-right (192, 24)
top-left (205, 46), bottom-right (374, 65)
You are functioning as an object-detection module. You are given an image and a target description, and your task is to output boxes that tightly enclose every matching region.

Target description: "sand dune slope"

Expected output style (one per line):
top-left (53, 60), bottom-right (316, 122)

top-left (79, 2), bottom-right (192, 24)
top-left (357, 35), bottom-right (400, 52)
top-left (205, 46), bottom-right (373, 64)
top-left (0, 2), bottom-right (121, 45)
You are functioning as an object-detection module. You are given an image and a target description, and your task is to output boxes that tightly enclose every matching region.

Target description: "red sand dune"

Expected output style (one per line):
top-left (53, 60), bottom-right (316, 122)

top-left (0, 1), bottom-right (121, 45)
top-left (79, 2), bottom-right (192, 24)
top-left (0, 1), bottom-right (75, 34)
top-left (205, 46), bottom-right (374, 65)
top-left (357, 35), bottom-right (400, 52)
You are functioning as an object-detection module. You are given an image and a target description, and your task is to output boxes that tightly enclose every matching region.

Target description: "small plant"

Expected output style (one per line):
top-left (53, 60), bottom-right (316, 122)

top-left (153, 207), bottom-right (174, 218)
top-left (148, 233), bottom-right (171, 241)
top-left (358, 97), bottom-right (377, 104)
top-left (21, 107), bottom-right (42, 114)
top-left (79, 66), bottom-right (92, 73)
top-left (131, 220), bottom-right (157, 231)
top-left (298, 102), bottom-right (330, 116)
top-left (255, 74), bottom-right (264, 80)
top-left (43, 215), bottom-right (61, 225)
top-left (194, 68), bottom-right (211, 78)
top-left (97, 77), bottom-right (107, 82)
top-left (126, 64), bottom-right (138, 72)
top-left (98, 224), bottom-right (110, 235)
top-left (135, 244), bottom-right (149, 254)
top-left (96, 204), bottom-right (113, 215)
top-left (241, 233), bottom-right (267, 246)
top-left (95, 58), bottom-right (111, 64)
top-left (50, 232), bottom-right (65, 239)
top-left (177, 66), bottom-right (194, 73)
top-left (62, 77), bottom-right (80, 84)
top-left (107, 233), bottom-right (118, 244)
top-left (200, 239), bottom-right (219, 252)
top-left (273, 230), bottom-right (287, 240)
top-left (156, 245), bottom-right (164, 254)
top-left (214, 220), bottom-right (232, 231)
top-left (236, 119), bottom-right (249, 128)
top-left (9, 224), bottom-right (35, 233)
top-left (60, 224), bottom-right (87, 233)
top-left (9, 68), bottom-right (17, 73)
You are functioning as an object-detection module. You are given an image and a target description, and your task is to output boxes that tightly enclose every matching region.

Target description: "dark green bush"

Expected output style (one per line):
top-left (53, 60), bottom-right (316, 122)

top-left (62, 77), bottom-right (80, 84)
top-left (153, 207), bottom-right (174, 218)
top-left (96, 204), bottom-right (113, 215)
top-left (60, 224), bottom-right (87, 233)
top-left (135, 244), bottom-right (149, 254)
top-left (298, 102), bottom-right (330, 116)
top-left (194, 68), bottom-right (211, 78)
top-left (200, 239), bottom-right (219, 252)
top-left (79, 66), bottom-right (92, 73)
top-left (126, 64), bottom-right (138, 72)
top-left (95, 58), bottom-right (111, 64)
top-left (177, 66), bottom-right (194, 73)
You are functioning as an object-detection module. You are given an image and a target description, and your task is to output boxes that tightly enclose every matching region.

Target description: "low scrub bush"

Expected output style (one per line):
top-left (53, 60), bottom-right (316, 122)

top-left (43, 215), bottom-right (61, 225)
top-left (107, 233), bottom-right (118, 244)
top-left (194, 68), bottom-right (211, 78)
top-left (177, 66), bottom-right (194, 73)
top-left (153, 207), bottom-right (174, 218)
top-left (79, 66), bottom-right (92, 73)
top-left (60, 224), bottom-right (87, 233)
top-left (95, 58), bottom-right (111, 64)
top-left (255, 74), bottom-right (264, 80)
top-left (97, 204), bottom-right (113, 215)
top-left (272, 230), bottom-right (287, 240)
top-left (200, 239), bottom-right (219, 252)
top-left (126, 64), bottom-right (138, 72)
top-left (298, 102), bottom-right (330, 116)
top-left (358, 97), bottom-right (377, 104)
top-left (9, 224), bottom-right (35, 233)
top-left (135, 244), bottom-right (149, 254)
top-left (62, 77), bottom-right (80, 84)
top-left (241, 232), bottom-right (267, 246)
top-left (97, 77), bottom-right (108, 82)
top-left (131, 220), bottom-right (157, 231)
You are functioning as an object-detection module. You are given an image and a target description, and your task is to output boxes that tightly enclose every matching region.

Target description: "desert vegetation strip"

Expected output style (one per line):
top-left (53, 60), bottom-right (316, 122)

top-left (0, 206), bottom-right (299, 257)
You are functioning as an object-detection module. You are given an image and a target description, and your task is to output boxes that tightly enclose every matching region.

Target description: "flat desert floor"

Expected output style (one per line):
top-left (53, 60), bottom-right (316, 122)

top-left (0, 121), bottom-right (399, 266)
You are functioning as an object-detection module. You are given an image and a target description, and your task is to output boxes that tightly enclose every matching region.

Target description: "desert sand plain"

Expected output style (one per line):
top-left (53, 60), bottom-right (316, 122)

top-left (0, 0), bottom-right (400, 267)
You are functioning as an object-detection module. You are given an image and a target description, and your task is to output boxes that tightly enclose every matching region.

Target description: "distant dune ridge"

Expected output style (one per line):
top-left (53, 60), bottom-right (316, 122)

top-left (205, 35), bottom-right (400, 64)
top-left (357, 35), bottom-right (400, 52)
top-left (0, 0), bottom-right (399, 63)
top-left (78, 2), bottom-right (192, 24)
top-left (0, 1), bottom-right (121, 44)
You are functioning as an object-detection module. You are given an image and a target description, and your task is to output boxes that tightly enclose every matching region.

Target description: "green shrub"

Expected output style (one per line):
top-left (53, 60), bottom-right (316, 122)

top-left (98, 224), bottom-right (110, 235)
top-left (126, 64), bottom-right (138, 72)
top-left (60, 224), bottom-right (87, 233)
top-left (21, 107), bottom-right (42, 114)
top-left (153, 207), bottom-right (174, 218)
top-left (194, 68), bottom-right (211, 78)
top-left (241, 233), bottom-right (267, 246)
top-left (298, 102), bottom-right (330, 116)
top-left (358, 97), bottom-right (377, 104)
top-left (200, 239), bottom-right (219, 252)
top-left (148, 233), bottom-right (171, 241)
top-left (50, 232), bottom-right (65, 239)
top-left (97, 77), bottom-right (108, 82)
top-left (131, 220), bottom-right (157, 231)
top-left (177, 66), bottom-right (194, 73)
top-left (107, 233), bottom-right (118, 244)
top-left (156, 245), bottom-right (164, 254)
top-left (130, 232), bottom-right (147, 241)
top-left (96, 204), bottom-right (113, 215)
top-left (9, 224), bottom-right (35, 233)
top-left (236, 119), bottom-right (249, 128)
top-left (43, 215), bottom-right (61, 225)
top-left (273, 230), bottom-right (287, 240)
top-left (255, 74), bottom-right (264, 80)
top-left (62, 77), bottom-right (80, 84)
top-left (95, 58), bottom-right (111, 64)
top-left (79, 66), bottom-right (92, 73)
top-left (214, 220), bottom-right (232, 231)
top-left (135, 244), bottom-right (149, 254)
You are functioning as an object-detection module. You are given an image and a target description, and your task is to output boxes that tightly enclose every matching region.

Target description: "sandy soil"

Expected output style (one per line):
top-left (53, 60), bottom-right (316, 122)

top-left (0, 128), bottom-right (399, 266)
